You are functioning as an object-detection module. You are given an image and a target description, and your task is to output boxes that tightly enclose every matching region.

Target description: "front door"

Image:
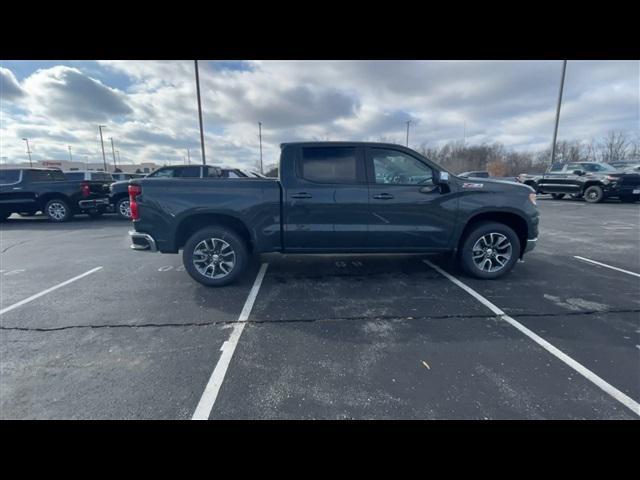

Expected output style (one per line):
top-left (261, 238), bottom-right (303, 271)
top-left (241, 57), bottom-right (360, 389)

top-left (365, 147), bottom-right (456, 250)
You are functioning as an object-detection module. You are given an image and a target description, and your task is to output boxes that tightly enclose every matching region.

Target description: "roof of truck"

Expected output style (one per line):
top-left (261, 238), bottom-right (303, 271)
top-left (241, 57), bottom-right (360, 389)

top-left (280, 141), bottom-right (406, 149)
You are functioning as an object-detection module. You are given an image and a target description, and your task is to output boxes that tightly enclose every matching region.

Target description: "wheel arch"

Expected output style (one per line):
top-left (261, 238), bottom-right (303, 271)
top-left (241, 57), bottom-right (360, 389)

top-left (174, 213), bottom-right (253, 253)
top-left (458, 211), bottom-right (528, 257)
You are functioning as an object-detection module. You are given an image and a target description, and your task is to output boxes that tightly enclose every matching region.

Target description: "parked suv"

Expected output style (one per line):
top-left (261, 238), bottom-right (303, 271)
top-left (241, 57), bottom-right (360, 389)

top-left (0, 168), bottom-right (111, 222)
top-left (129, 142), bottom-right (539, 286)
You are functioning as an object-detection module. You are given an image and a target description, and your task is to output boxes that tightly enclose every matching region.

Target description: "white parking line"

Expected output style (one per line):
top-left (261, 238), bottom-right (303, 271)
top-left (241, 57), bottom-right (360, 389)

top-left (574, 256), bottom-right (640, 278)
top-left (0, 266), bottom-right (103, 316)
top-left (191, 262), bottom-right (269, 420)
top-left (422, 259), bottom-right (640, 418)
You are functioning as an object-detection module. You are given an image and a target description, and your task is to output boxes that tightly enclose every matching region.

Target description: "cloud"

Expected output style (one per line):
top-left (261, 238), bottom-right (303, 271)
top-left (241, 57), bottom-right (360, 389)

top-left (22, 66), bottom-right (132, 122)
top-left (0, 67), bottom-right (25, 101)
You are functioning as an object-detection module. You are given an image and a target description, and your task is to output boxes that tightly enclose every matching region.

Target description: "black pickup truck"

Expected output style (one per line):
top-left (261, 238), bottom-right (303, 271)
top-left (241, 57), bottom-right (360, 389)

top-left (129, 142), bottom-right (539, 286)
top-left (517, 162), bottom-right (640, 203)
top-left (0, 168), bottom-right (111, 222)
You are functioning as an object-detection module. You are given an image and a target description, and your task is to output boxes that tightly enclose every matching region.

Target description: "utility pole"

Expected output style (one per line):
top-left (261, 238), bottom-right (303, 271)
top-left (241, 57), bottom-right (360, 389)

top-left (187, 148), bottom-right (191, 165)
top-left (110, 137), bottom-right (117, 170)
top-left (550, 60), bottom-right (568, 166)
top-left (22, 138), bottom-right (33, 167)
top-left (68, 145), bottom-right (73, 162)
top-left (116, 150), bottom-right (121, 167)
top-left (98, 125), bottom-right (107, 171)
top-left (194, 60), bottom-right (207, 165)
top-left (405, 120), bottom-right (411, 147)
top-left (258, 122), bottom-right (263, 174)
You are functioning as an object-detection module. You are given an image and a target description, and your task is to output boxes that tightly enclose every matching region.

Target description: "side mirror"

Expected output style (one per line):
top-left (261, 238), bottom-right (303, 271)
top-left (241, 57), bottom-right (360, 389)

top-left (437, 171), bottom-right (450, 184)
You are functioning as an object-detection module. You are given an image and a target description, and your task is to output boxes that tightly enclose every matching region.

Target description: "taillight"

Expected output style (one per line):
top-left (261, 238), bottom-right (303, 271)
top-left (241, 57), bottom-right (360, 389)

top-left (128, 184), bottom-right (142, 220)
top-left (81, 182), bottom-right (91, 198)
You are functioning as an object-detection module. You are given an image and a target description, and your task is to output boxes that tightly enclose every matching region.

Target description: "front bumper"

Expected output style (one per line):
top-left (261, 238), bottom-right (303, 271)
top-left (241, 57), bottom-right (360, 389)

top-left (129, 230), bottom-right (158, 252)
top-left (524, 237), bottom-right (537, 254)
top-left (78, 198), bottom-right (110, 209)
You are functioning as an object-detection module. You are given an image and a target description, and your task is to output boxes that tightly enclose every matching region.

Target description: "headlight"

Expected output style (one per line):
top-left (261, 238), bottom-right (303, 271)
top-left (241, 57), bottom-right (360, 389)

top-left (529, 193), bottom-right (537, 205)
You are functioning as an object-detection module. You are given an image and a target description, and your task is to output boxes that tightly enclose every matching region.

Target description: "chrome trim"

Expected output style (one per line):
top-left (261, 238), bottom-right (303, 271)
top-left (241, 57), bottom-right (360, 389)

top-left (129, 230), bottom-right (158, 252)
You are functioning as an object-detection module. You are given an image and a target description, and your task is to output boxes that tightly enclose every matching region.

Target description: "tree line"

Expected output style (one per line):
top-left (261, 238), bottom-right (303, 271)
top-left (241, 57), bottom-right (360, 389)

top-left (263, 131), bottom-right (639, 178)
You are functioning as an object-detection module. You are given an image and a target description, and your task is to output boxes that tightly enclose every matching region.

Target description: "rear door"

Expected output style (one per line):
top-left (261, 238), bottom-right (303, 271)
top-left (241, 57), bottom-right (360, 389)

top-left (0, 170), bottom-right (32, 213)
top-left (283, 145), bottom-right (369, 250)
top-left (365, 147), bottom-right (456, 250)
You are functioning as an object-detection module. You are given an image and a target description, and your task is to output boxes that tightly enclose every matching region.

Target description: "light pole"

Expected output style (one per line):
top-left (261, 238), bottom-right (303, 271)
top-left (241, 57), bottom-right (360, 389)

top-left (68, 145), bottom-right (73, 162)
top-left (194, 60), bottom-right (207, 165)
top-left (116, 150), bottom-right (121, 167)
top-left (110, 137), bottom-right (117, 171)
top-left (187, 148), bottom-right (191, 165)
top-left (22, 138), bottom-right (33, 167)
top-left (550, 60), bottom-right (567, 166)
top-left (405, 120), bottom-right (411, 147)
top-left (258, 122), bottom-right (263, 174)
top-left (98, 125), bottom-right (107, 171)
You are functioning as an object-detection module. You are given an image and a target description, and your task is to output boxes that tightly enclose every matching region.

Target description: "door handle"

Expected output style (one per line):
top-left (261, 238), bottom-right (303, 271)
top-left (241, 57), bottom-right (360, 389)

top-left (373, 193), bottom-right (394, 200)
top-left (291, 192), bottom-right (312, 199)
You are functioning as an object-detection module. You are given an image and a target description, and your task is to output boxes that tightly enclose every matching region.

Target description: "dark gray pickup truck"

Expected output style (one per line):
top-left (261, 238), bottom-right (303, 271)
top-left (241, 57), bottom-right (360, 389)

top-left (129, 142), bottom-right (539, 286)
top-left (518, 162), bottom-right (640, 203)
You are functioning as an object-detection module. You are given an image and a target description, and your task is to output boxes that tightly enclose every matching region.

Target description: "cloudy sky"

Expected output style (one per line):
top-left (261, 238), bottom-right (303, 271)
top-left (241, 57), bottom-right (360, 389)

top-left (1, 60), bottom-right (638, 170)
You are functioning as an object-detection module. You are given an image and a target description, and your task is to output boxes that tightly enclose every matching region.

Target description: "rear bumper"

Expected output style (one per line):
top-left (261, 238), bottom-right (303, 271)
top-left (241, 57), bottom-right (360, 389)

top-left (129, 230), bottom-right (158, 252)
top-left (78, 198), bottom-right (110, 209)
top-left (524, 237), bottom-right (537, 254)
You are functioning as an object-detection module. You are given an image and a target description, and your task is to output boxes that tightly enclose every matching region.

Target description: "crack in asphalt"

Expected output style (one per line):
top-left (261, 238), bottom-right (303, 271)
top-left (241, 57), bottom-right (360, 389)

top-left (0, 240), bottom-right (31, 254)
top-left (2, 308), bottom-right (639, 333)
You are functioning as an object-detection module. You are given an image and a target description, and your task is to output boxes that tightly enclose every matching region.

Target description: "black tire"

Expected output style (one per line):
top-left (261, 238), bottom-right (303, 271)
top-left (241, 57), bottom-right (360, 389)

top-left (583, 185), bottom-right (604, 203)
top-left (182, 226), bottom-right (249, 287)
top-left (620, 195), bottom-right (640, 203)
top-left (551, 193), bottom-right (566, 200)
top-left (115, 197), bottom-right (131, 219)
top-left (0, 212), bottom-right (10, 222)
top-left (44, 199), bottom-right (73, 222)
top-left (459, 221), bottom-right (521, 280)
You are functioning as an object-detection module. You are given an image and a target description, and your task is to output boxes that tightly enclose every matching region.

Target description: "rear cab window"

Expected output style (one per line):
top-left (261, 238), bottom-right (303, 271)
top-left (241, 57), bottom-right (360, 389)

top-left (299, 147), bottom-right (360, 184)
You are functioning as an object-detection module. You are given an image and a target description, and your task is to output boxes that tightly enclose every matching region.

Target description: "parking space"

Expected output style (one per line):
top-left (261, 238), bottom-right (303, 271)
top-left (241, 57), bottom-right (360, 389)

top-left (1, 198), bottom-right (639, 419)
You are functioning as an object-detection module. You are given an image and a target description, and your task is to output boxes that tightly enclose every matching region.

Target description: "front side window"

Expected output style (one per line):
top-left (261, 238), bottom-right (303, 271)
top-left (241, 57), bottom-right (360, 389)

top-left (371, 149), bottom-right (433, 185)
top-left (300, 147), bottom-right (358, 184)
top-left (149, 168), bottom-right (176, 178)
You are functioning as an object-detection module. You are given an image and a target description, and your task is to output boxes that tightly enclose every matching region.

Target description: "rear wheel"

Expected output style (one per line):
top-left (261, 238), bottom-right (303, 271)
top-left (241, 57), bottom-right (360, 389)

top-left (551, 193), bottom-right (566, 200)
top-left (182, 227), bottom-right (249, 287)
top-left (459, 222), bottom-right (521, 279)
top-left (45, 199), bottom-right (73, 222)
top-left (116, 197), bottom-right (131, 219)
top-left (583, 185), bottom-right (604, 203)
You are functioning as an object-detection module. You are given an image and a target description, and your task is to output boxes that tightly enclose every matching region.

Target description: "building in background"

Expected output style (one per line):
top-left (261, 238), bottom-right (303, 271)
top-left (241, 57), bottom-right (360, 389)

top-left (0, 159), bottom-right (161, 174)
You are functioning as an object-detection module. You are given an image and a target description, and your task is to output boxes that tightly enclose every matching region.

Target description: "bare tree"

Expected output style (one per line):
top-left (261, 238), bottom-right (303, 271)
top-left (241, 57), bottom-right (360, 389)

top-left (597, 131), bottom-right (629, 163)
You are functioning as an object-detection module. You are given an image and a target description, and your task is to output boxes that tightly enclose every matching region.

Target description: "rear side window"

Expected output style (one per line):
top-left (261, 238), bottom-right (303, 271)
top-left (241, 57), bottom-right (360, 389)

top-left (177, 166), bottom-right (202, 178)
top-left (300, 147), bottom-right (358, 184)
top-left (0, 169), bottom-right (21, 184)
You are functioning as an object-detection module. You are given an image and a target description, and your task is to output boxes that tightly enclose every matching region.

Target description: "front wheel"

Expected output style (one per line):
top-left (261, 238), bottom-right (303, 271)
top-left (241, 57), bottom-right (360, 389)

top-left (459, 222), bottom-right (521, 279)
top-left (583, 185), bottom-right (604, 203)
top-left (45, 199), bottom-right (73, 222)
top-left (551, 193), bottom-right (566, 200)
top-left (182, 227), bottom-right (249, 287)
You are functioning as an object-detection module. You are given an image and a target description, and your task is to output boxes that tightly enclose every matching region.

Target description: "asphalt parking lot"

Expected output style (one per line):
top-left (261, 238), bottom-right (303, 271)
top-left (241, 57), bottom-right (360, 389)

top-left (1, 196), bottom-right (639, 419)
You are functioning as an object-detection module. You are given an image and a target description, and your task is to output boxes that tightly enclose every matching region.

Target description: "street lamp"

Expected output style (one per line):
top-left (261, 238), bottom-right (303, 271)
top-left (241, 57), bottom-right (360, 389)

top-left (68, 145), bottom-right (73, 162)
top-left (405, 120), bottom-right (411, 147)
top-left (194, 60), bottom-right (207, 165)
top-left (22, 138), bottom-right (33, 167)
top-left (550, 60), bottom-right (568, 166)
top-left (258, 122), bottom-right (263, 174)
top-left (110, 137), bottom-right (117, 170)
top-left (98, 125), bottom-right (107, 171)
